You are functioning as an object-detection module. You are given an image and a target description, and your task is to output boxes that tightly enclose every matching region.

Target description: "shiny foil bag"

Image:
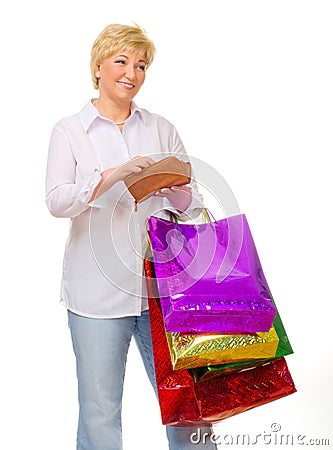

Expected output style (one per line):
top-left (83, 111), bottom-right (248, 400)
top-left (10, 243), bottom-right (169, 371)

top-left (166, 326), bottom-right (279, 370)
top-left (190, 305), bottom-right (293, 381)
top-left (145, 259), bottom-right (296, 427)
top-left (147, 214), bottom-right (276, 333)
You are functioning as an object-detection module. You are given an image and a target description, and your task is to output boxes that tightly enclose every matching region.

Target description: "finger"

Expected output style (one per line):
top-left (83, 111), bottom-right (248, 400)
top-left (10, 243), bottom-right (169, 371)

top-left (132, 156), bottom-right (154, 165)
top-left (133, 157), bottom-right (155, 168)
top-left (159, 188), bottom-right (173, 195)
top-left (131, 166), bottom-right (144, 173)
top-left (154, 189), bottom-right (169, 196)
top-left (135, 161), bottom-right (151, 170)
top-left (171, 185), bottom-right (191, 192)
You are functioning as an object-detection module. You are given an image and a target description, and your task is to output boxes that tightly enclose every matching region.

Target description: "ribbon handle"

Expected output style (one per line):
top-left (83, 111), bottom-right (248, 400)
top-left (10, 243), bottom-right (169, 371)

top-left (169, 207), bottom-right (216, 224)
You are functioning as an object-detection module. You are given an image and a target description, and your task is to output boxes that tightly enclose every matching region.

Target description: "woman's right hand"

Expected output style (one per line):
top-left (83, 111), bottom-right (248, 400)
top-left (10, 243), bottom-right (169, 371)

top-left (89, 156), bottom-right (155, 202)
top-left (114, 155), bottom-right (156, 181)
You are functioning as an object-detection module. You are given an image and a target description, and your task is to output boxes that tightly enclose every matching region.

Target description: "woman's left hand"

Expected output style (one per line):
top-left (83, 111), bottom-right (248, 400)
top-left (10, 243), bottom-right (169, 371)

top-left (154, 185), bottom-right (192, 212)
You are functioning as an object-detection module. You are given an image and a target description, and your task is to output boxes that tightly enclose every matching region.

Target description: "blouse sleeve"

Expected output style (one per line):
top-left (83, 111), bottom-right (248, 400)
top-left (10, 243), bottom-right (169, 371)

top-left (45, 125), bottom-right (103, 218)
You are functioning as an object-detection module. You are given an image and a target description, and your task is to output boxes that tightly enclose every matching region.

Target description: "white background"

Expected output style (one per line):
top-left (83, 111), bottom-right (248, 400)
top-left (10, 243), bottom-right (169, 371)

top-left (1, 1), bottom-right (332, 448)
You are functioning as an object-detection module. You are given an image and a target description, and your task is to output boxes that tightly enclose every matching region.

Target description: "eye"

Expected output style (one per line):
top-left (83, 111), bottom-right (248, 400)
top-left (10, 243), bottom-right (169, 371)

top-left (115, 59), bottom-right (126, 65)
top-left (136, 65), bottom-right (146, 72)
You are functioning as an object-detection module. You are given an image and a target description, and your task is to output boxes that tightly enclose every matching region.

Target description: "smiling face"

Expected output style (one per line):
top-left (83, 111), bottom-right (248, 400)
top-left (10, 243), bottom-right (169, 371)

top-left (95, 50), bottom-right (147, 105)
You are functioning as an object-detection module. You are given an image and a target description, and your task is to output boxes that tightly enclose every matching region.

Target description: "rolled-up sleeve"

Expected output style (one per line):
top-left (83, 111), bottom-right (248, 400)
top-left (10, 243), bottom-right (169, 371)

top-left (45, 125), bottom-right (103, 218)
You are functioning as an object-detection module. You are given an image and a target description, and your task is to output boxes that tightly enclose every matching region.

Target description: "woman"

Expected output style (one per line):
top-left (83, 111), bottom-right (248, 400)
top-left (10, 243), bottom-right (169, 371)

top-left (46, 23), bottom-right (217, 450)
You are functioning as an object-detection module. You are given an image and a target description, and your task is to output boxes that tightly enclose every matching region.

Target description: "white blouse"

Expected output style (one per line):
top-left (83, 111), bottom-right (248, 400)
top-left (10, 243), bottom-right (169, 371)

top-left (45, 100), bottom-right (202, 318)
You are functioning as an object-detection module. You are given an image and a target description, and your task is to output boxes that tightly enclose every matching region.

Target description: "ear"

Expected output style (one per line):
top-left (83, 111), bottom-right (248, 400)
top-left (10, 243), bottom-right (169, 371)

top-left (95, 65), bottom-right (101, 78)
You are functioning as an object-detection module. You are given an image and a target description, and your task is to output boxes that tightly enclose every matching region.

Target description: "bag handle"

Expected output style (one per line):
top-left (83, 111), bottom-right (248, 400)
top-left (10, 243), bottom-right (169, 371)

top-left (169, 207), bottom-right (216, 224)
top-left (147, 207), bottom-right (216, 251)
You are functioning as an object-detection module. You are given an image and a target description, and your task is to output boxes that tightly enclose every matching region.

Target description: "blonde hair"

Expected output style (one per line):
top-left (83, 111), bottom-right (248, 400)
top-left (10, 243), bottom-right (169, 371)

top-left (90, 23), bottom-right (156, 89)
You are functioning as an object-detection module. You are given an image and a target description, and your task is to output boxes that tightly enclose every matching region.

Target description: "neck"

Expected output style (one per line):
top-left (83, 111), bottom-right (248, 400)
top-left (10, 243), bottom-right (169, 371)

top-left (93, 96), bottom-right (131, 123)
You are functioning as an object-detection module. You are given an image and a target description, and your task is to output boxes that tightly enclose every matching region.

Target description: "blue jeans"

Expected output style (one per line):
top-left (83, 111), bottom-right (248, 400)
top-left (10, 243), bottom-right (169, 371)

top-left (68, 310), bottom-right (218, 450)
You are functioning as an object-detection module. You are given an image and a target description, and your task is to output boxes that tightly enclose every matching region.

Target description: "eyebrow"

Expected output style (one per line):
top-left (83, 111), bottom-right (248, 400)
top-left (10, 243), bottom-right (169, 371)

top-left (114, 54), bottom-right (147, 64)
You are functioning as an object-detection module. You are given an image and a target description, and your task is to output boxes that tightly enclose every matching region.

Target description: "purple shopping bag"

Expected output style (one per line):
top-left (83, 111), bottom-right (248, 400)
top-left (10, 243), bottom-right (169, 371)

top-left (147, 214), bottom-right (276, 333)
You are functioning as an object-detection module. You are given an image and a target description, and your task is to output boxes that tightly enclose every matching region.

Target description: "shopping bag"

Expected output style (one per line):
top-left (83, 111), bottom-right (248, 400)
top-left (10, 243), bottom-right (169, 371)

top-left (166, 326), bottom-right (279, 370)
top-left (190, 303), bottom-right (294, 381)
top-left (145, 258), bottom-right (296, 426)
top-left (147, 214), bottom-right (276, 333)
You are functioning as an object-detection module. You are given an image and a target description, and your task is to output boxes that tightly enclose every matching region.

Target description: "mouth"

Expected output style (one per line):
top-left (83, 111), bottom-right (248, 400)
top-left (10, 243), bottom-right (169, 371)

top-left (117, 81), bottom-right (135, 90)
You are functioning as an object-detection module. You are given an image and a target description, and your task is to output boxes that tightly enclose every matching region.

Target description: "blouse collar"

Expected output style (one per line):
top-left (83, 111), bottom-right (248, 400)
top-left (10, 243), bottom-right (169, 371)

top-left (79, 99), bottom-right (146, 132)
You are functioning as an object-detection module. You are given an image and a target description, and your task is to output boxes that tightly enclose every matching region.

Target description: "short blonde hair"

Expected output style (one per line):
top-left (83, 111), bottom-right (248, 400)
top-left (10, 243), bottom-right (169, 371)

top-left (90, 23), bottom-right (156, 89)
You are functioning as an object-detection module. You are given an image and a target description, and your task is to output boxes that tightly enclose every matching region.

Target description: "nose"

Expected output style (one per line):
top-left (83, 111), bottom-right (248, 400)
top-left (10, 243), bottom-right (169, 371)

top-left (125, 64), bottom-right (135, 80)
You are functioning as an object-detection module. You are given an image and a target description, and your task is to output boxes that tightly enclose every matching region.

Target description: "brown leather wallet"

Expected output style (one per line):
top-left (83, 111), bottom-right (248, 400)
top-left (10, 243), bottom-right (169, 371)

top-left (124, 156), bottom-right (191, 204)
